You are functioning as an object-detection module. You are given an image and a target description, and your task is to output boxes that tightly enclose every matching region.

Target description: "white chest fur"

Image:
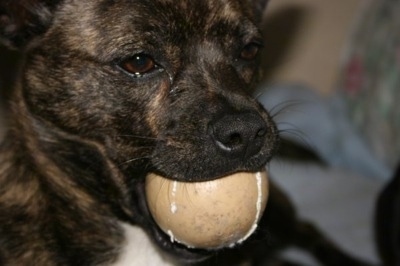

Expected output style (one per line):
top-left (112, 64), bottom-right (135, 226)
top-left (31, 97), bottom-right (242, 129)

top-left (112, 223), bottom-right (175, 266)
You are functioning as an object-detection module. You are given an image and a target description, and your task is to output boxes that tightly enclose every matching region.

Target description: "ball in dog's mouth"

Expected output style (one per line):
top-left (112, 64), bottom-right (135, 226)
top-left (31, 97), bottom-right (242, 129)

top-left (145, 171), bottom-right (269, 249)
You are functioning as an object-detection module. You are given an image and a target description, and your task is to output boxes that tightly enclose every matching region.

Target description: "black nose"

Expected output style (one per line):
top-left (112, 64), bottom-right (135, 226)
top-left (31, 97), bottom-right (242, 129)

top-left (208, 112), bottom-right (267, 159)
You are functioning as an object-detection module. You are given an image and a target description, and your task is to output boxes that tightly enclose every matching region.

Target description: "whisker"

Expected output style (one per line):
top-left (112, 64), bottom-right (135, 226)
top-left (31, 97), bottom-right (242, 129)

top-left (119, 155), bottom-right (151, 166)
top-left (278, 126), bottom-right (315, 153)
top-left (277, 121), bottom-right (309, 142)
top-left (253, 90), bottom-right (266, 100)
top-left (122, 157), bottom-right (149, 164)
top-left (117, 134), bottom-right (159, 141)
top-left (268, 100), bottom-right (308, 119)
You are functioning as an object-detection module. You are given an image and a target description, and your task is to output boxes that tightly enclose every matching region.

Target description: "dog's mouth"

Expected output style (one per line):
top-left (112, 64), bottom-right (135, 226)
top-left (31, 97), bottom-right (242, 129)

top-left (126, 110), bottom-right (278, 262)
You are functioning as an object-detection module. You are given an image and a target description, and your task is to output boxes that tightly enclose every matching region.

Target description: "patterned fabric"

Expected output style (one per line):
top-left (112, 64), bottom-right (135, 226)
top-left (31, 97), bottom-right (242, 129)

top-left (339, 0), bottom-right (400, 168)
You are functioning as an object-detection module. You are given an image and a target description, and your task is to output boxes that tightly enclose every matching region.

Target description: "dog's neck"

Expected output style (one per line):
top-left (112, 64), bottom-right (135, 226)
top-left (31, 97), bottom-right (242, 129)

top-left (0, 86), bottom-right (162, 265)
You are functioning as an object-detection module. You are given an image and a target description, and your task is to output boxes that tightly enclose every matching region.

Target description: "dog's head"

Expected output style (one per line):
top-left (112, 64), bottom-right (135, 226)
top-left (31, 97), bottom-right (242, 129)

top-left (1, 0), bottom-right (277, 262)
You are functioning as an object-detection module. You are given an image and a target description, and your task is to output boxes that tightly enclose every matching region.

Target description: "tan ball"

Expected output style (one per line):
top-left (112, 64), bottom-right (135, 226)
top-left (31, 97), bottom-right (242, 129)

top-left (145, 171), bottom-right (269, 249)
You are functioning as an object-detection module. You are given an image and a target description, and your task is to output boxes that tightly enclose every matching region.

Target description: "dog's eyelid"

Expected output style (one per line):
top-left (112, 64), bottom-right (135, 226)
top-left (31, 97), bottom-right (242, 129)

top-left (247, 35), bottom-right (264, 46)
top-left (254, 40), bottom-right (264, 48)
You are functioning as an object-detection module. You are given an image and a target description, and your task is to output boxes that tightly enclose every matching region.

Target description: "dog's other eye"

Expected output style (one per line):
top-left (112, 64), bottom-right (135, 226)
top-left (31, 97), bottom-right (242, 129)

top-left (120, 54), bottom-right (157, 76)
top-left (240, 43), bottom-right (262, 61)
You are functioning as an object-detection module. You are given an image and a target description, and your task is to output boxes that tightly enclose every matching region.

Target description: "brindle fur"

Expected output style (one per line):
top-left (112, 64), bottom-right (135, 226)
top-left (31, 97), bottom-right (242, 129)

top-left (0, 1), bottom-right (372, 265)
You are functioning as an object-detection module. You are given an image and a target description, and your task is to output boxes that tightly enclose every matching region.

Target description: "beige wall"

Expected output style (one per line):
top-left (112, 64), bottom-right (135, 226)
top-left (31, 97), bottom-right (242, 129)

top-left (262, 0), bottom-right (363, 94)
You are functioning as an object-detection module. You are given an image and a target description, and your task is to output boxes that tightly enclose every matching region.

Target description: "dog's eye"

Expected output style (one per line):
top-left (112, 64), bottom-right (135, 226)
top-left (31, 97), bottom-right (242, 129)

top-left (240, 43), bottom-right (261, 61)
top-left (120, 54), bottom-right (157, 76)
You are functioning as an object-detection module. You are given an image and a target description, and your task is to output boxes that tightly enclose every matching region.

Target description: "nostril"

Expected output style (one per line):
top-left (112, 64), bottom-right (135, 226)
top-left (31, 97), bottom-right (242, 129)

top-left (216, 132), bottom-right (243, 152)
top-left (256, 127), bottom-right (267, 138)
top-left (228, 133), bottom-right (242, 146)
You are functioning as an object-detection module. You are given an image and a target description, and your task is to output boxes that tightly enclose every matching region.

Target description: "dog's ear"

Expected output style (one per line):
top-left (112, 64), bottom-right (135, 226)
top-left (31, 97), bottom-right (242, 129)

top-left (0, 0), bottom-right (62, 49)
top-left (252, 0), bottom-right (270, 22)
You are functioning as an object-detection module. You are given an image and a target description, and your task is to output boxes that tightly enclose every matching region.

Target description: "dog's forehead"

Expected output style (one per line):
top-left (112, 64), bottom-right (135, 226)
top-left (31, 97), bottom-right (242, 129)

top-left (55, 0), bottom-right (258, 60)
top-left (96, 0), bottom-right (251, 26)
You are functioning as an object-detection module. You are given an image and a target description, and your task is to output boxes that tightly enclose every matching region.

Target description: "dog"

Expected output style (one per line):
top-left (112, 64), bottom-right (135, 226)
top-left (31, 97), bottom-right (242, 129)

top-left (0, 0), bottom-right (375, 265)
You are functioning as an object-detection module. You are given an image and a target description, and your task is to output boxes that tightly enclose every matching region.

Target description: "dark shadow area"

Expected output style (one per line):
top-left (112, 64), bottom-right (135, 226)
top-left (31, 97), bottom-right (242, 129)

top-left (260, 5), bottom-right (310, 81)
top-left (0, 45), bottom-right (20, 135)
top-left (0, 45), bottom-right (21, 106)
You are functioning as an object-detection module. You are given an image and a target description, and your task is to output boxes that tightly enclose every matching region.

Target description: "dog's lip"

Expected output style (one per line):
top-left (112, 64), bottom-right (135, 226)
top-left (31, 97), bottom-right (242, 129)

top-left (149, 223), bottom-right (212, 262)
top-left (150, 166), bottom-right (266, 182)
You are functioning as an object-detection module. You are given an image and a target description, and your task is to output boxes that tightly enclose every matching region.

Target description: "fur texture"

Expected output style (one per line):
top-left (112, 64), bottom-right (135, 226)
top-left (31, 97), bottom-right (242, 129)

top-left (0, 1), bottom-right (376, 265)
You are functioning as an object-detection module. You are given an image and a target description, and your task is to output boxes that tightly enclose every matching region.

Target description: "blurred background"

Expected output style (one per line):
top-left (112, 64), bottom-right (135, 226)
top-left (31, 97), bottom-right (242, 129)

top-left (1, 0), bottom-right (399, 265)
top-left (259, 0), bottom-right (399, 264)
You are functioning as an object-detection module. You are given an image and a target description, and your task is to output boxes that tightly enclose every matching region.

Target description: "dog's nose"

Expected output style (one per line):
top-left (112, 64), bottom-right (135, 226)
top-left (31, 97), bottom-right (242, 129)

top-left (208, 113), bottom-right (267, 159)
